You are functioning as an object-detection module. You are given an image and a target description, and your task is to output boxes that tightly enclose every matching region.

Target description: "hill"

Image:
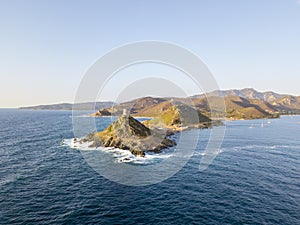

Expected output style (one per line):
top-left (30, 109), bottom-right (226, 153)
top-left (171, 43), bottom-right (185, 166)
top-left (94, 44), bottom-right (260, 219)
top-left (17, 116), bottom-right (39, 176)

top-left (270, 96), bottom-right (300, 114)
top-left (19, 88), bottom-right (300, 119)
top-left (19, 101), bottom-right (115, 110)
top-left (224, 96), bottom-right (277, 119)
top-left (93, 91), bottom-right (300, 120)
top-left (192, 88), bottom-right (287, 102)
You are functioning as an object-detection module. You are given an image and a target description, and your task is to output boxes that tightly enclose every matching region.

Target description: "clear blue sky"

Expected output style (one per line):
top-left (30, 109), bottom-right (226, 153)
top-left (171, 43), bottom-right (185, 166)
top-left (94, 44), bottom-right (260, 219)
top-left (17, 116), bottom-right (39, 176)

top-left (1, 0), bottom-right (300, 107)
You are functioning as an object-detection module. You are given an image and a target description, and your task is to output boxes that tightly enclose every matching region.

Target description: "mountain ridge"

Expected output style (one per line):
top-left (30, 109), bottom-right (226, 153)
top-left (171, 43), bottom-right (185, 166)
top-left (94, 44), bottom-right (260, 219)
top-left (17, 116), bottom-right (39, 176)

top-left (191, 88), bottom-right (291, 102)
top-left (19, 88), bottom-right (300, 118)
top-left (93, 89), bottom-right (300, 120)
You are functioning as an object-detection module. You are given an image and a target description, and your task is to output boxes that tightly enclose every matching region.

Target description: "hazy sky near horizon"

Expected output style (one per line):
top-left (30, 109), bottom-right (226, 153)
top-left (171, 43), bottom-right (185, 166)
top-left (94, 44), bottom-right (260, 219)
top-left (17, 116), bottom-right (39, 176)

top-left (1, 0), bottom-right (300, 107)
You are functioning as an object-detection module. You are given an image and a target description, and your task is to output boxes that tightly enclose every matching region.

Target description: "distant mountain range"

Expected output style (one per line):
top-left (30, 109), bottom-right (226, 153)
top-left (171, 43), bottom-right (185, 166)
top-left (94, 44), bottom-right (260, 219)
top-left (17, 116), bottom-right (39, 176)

top-left (192, 88), bottom-right (287, 102)
top-left (92, 89), bottom-right (300, 120)
top-left (19, 101), bottom-right (115, 110)
top-left (19, 88), bottom-right (300, 119)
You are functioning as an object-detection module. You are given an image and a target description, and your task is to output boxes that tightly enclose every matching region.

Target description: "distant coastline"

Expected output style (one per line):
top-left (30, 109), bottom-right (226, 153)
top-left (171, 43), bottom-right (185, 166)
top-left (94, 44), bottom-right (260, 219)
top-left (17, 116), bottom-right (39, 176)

top-left (19, 88), bottom-right (300, 120)
top-left (19, 101), bottom-right (115, 111)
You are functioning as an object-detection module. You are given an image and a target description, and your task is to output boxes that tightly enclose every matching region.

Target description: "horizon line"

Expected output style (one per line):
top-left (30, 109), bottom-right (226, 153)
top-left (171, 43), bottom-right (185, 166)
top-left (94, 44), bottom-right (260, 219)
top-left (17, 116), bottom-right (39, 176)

top-left (3, 87), bottom-right (300, 109)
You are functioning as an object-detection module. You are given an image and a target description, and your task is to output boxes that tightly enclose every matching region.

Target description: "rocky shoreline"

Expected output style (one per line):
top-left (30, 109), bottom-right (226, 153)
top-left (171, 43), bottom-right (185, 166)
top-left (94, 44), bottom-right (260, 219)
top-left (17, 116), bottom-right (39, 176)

top-left (80, 105), bottom-right (224, 157)
top-left (79, 110), bottom-right (177, 157)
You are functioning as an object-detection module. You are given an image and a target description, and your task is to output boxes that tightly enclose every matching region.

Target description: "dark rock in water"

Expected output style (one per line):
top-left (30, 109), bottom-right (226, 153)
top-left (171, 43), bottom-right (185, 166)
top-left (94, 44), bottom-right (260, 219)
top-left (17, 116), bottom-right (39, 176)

top-left (130, 148), bottom-right (145, 157)
top-left (83, 109), bottom-right (176, 157)
top-left (94, 108), bottom-right (112, 116)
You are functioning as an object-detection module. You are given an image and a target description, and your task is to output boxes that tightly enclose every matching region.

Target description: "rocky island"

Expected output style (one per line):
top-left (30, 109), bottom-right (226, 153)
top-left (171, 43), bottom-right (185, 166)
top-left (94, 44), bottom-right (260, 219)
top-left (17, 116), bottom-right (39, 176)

top-left (79, 102), bottom-right (217, 157)
top-left (79, 109), bottom-right (177, 157)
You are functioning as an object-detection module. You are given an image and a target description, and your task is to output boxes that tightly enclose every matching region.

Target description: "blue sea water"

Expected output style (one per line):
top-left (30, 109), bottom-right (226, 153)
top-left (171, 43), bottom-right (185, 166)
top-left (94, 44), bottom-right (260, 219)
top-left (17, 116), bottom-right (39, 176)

top-left (0, 109), bottom-right (299, 224)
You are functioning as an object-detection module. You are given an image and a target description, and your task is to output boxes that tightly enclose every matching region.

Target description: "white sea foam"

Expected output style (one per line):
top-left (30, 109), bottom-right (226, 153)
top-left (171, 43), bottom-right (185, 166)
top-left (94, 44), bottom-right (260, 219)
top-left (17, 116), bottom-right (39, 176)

top-left (62, 138), bottom-right (175, 165)
top-left (62, 138), bottom-right (95, 150)
top-left (193, 152), bottom-right (207, 156)
top-left (68, 114), bottom-right (92, 118)
top-left (0, 174), bottom-right (21, 186)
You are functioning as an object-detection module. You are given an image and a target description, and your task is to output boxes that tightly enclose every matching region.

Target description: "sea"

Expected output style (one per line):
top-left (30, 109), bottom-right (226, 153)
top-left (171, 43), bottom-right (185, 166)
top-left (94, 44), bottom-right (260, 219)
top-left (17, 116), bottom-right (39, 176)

top-left (0, 109), bottom-right (299, 224)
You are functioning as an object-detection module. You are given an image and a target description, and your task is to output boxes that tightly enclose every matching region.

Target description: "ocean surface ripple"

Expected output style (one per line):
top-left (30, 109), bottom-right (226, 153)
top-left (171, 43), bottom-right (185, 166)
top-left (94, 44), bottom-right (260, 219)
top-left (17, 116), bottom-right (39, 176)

top-left (0, 109), bottom-right (299, 224)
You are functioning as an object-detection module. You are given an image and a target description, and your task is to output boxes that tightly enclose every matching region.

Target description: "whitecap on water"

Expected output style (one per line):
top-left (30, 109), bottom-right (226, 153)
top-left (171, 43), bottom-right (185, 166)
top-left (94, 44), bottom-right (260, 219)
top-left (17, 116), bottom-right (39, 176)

top-left (219, 144), bottom-right (300, 153)
top-left (61, 138), bottom-right (94, 150)
top-left (0, 174), bottom-right (21, 186)
top-left (62, 138), bottom-right (175, 165)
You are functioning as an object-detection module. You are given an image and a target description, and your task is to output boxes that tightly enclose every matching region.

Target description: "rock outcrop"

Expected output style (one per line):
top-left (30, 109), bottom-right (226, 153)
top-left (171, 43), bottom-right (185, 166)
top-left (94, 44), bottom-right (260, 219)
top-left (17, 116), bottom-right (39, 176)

top-left (93, 108), bottom-right (112, 116)
top-left (82, 109), bottom-right (176, 156)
